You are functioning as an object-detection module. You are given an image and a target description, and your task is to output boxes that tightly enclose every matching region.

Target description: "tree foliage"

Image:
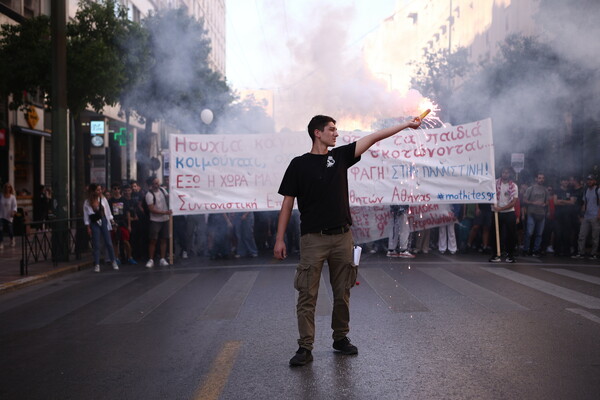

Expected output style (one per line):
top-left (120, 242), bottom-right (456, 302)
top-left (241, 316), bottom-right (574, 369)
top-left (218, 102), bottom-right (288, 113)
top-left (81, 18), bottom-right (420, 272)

top-left (0, 0), bottom-right (232, 128)
top-left (66, 0), bottom-right (144, 115)
top-left (0, 15), bottom-right (52, 108)
top-left (447, 33), bottom-right (582, 126)
top-left (409, 47), bottom-right (471, 121)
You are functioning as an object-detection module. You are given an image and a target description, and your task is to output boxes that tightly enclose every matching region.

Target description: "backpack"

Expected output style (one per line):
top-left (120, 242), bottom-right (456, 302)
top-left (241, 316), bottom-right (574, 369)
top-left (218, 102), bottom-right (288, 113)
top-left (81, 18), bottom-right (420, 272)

top-left (143, 187), bottom-right (169, 218)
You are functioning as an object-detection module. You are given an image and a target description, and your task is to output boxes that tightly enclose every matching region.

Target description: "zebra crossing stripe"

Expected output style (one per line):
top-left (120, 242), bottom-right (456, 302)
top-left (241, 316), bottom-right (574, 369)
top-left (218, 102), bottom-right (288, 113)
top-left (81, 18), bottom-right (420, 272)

top-left (542, 269), bottom-right (600, 286)
top-left (566, 308), bottom-right (600, 325)
top-left (200, 271), bottom-right (259, 320)
top-left (421, 267), bottom-right (528, 312)
top-left (100, 274), bottom-right (198, 324)
top-left (482, 267), bottom-right (600, 309)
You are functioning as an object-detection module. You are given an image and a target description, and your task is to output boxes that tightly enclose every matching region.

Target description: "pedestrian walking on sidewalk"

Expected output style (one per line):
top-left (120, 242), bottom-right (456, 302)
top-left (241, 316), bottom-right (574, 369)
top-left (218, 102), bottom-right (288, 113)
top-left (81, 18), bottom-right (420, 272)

top-left (83, 184), bottom-right (119, 272)
top-left (0, 183), bottom-right (17, 249)
top-left (274, 114), bottom-right (422, 366)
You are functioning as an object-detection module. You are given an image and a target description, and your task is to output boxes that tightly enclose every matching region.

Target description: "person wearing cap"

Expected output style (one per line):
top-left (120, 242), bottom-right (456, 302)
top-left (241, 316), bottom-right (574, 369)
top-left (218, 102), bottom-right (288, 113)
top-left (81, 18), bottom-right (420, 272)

top-left (274, 114), bottom-right (422, 366)
top-left (571, 175), bottom-right (600, 260)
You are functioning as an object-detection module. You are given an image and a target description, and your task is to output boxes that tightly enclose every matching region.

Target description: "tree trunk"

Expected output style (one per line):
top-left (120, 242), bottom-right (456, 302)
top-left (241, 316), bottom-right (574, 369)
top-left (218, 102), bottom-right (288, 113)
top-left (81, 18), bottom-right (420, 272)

top-left (137, 117), bottom-right (154, 187)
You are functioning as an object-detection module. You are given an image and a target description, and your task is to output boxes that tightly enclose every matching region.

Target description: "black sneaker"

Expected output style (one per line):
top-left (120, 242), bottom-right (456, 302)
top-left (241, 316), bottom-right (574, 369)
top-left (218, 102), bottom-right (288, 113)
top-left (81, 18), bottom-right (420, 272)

top-left (505, 256), bottom-right (516, 263)
top-left (289, 347), bottom-right (313, 366)
top-left (332, 337), bottom-right (358, 355)
top-left (488, 255), bottom-right (502, 263)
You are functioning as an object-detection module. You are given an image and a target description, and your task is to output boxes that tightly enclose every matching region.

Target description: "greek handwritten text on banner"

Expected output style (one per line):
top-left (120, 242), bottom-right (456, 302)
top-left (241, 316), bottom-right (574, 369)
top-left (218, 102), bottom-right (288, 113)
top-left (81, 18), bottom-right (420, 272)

top-left (169, 119), bottom-right (495, 215)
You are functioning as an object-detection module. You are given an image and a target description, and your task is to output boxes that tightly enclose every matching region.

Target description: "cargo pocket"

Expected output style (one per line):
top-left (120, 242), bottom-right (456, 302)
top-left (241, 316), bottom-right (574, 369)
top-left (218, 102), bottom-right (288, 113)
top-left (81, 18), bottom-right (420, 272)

top-left (294, 264), bottom-right (311, 291)
top-left (346, 263), bottom-right (358, 289)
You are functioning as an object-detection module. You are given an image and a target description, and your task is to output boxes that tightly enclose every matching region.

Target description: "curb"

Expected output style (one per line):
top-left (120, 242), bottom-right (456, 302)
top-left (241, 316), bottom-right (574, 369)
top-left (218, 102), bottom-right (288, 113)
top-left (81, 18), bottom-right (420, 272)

top-left (0, 261), bottom-right (93, 295)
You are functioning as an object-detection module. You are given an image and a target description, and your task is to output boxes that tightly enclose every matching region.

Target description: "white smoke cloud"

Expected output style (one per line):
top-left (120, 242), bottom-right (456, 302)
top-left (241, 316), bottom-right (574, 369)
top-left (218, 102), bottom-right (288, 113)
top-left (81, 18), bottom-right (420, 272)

top-left (256, 2), bottom-right (428, 132)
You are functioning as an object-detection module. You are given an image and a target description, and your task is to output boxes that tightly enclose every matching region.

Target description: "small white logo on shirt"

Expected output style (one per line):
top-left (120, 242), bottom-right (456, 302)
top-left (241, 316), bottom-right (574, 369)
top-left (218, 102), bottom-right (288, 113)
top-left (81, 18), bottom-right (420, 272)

top-left (326, 155), bottom-right (335, 168)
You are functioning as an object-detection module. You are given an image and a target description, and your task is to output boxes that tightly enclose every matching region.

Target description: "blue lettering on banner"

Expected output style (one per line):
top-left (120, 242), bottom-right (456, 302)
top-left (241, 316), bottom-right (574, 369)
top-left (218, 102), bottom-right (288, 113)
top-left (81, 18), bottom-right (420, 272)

top-left (435, 190), bottom-right (495, 201)
top-left (175, 156), bottom-right (266, 170)
top-left (422, 162), bottom-right (489, 178)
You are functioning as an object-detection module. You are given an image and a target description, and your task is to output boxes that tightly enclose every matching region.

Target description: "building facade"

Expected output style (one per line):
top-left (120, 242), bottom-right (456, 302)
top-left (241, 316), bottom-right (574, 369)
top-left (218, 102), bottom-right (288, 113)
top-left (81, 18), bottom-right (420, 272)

top-left (363, 0), bottom-right (541, 93)
top-left (0, 0), bottom-right (226, 218)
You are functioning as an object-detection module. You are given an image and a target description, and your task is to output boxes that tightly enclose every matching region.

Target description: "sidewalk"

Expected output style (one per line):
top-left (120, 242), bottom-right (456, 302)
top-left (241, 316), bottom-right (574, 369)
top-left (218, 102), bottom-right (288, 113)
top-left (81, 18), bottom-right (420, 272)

top-left (0, 237), bottom-right (93, 295)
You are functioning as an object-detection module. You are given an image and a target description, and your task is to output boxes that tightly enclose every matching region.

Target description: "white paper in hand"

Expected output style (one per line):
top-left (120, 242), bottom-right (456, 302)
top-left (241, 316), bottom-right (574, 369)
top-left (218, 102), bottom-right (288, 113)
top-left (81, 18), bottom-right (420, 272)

top-left (353, 245), bottom-right (362, 265)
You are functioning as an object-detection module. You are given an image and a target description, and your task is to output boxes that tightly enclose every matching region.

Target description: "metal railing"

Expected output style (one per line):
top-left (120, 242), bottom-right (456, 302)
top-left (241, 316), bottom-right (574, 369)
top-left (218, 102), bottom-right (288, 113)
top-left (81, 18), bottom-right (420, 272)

top-left (20, 218), bottom-right (90, 276)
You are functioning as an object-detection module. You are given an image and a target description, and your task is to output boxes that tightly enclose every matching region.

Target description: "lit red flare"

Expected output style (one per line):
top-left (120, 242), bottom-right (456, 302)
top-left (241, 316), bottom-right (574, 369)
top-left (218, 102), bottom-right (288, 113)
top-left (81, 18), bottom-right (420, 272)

top-left (418, 109), bottom-right (431, 120)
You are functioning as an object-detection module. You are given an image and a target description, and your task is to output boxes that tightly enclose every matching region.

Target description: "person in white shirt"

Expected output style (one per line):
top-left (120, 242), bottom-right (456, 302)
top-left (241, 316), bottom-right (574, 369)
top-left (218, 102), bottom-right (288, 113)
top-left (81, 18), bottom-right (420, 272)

top-left (490, 167), bottom-right (519, 263)
top-left (83, 183), bottom-right (119, 272)
top-left (0, 183), bottom-right (18, 249)
top-left (145, 176), bottom-right (172, 268)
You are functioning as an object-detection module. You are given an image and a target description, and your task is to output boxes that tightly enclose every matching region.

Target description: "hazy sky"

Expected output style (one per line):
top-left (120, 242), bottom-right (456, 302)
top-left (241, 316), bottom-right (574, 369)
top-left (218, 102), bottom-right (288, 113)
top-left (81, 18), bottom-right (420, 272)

top-left (226, 0), bottom-right (397, 91)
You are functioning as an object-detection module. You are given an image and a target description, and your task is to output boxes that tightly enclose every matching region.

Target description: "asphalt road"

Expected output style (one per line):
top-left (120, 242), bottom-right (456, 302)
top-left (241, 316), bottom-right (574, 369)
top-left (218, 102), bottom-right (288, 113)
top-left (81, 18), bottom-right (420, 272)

top-left (1, 252), bottom-right (599, 400)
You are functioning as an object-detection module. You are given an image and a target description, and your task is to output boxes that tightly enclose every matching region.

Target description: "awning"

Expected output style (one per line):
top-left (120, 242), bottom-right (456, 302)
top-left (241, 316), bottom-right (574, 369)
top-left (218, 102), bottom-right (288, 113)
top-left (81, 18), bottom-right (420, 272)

top-left (11, 125), bottom-right (51, 138)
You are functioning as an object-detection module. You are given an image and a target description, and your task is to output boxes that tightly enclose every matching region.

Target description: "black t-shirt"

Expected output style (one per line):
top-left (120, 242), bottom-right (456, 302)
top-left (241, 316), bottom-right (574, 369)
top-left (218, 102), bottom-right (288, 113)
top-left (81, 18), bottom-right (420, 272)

top-left (278, 142), bottom-right (360, 235)
top-left (109, 196), bottom-right (128, 227)
top-left (554, 187), bottom-right (572, 207)
top-left (571, 186), bottom-right (584, 214)
top-left (130, 190), bottom-right (147, 220)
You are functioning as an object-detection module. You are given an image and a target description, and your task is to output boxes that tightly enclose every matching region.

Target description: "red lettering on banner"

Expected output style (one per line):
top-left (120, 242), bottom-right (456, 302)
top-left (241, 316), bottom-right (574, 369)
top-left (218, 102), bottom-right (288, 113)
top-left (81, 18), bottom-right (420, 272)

top-left (407, 213), bottom-right (455, 230)
top-left (266, 194), bottom-right (283, 209)
top-left (176, 174), bottom-right (202, 188)
top-left (349, 166), bottom-right (385, 181)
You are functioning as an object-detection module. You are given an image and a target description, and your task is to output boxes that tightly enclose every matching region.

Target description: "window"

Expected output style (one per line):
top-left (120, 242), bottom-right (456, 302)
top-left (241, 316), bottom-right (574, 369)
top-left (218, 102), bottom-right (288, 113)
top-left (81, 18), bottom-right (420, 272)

top-left (24, 0), bottom-right (40, 18)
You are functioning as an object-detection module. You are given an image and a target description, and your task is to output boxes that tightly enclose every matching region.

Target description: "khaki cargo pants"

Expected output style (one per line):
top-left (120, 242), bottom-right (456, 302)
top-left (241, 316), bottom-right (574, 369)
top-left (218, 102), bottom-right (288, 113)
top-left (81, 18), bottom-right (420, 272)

top-left (294, 230), bottom-right (357, 350)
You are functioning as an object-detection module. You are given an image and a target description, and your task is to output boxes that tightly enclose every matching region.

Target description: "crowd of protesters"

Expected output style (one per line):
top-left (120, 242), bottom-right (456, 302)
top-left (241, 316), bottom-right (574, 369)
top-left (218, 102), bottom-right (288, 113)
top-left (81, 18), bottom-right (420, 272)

top-left (7, 168), bottom-right (597, 267)
top-left (372, 169), bottom-right (600, 263)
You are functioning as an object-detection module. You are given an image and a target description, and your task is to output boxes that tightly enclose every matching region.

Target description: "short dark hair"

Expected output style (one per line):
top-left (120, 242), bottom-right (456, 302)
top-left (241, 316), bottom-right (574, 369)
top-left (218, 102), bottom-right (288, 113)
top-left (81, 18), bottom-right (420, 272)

top-left (307, 115), bottom-right (336, 142)
top-left (111, 183), bottom-right (121, 190)
top-left (122, 184), bottom-right (131, 190)
top-left (501, 166), bottom-right (515, 178)
top-left (146, 176), bottom-right (157, 186)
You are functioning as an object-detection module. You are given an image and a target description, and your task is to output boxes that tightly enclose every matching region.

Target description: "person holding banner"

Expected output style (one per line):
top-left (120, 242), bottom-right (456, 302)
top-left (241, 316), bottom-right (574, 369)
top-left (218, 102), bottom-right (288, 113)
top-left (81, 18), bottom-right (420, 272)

top-left (274, 114), bottom-right (421, 366)
top-left (489, 167), bottom-right (519, 263)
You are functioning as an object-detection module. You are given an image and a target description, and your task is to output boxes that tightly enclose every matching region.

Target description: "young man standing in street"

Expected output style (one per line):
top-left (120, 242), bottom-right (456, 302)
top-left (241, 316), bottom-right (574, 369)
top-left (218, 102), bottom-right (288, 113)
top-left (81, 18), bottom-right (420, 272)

top-left (274, 115), bottom-right (421, 366)
top-left (522, 173), bottom-right (548, 256)
top-left (145, 176), bottom-right (172, 268)
top-left (572, 175), bottom-right (600, 259)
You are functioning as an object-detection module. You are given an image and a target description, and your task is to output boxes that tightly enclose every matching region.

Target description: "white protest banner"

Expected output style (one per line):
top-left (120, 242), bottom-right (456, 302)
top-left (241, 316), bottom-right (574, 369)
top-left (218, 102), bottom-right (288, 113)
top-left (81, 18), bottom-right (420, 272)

top-left (350, 204), bottom-right (457, 244)
top-left (169, 119), bottom-right (495, 215)
top-left (344, 118), bottom-right (496, 206)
